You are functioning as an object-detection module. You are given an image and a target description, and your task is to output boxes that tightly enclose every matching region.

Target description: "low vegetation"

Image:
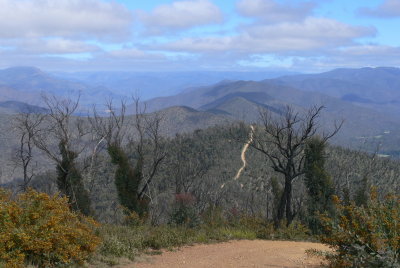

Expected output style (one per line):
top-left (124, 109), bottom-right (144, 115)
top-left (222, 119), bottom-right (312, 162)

top-left (0, 187), bottom-right (312, 267)
top-left (95, 209), bottom-right (311, 266)
top-left (0, 189), bottom-right (100, 268)
top-left (319, 189), bottom-right (400, 268)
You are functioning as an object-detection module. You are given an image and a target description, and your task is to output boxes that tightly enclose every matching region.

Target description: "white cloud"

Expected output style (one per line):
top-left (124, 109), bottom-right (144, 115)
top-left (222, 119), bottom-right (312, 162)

top-left (236, 0), bottom-right (316, 23)
top-left (108, 48), bottom-right (165, 60)
top-left (156, 18), bottom-right (375, 54)
top-left (288, 45), bottom-right (400, 71)
top-left (0, 1), bottom-right (392, 72)
top-left (359, 0), bottom-right (400, 18)
top-left (246, 18), bottom-right (374, 47)
top-left (0, 0), bottom-right (132, 40)
top-left (339, 45), bottom-right (400, 57)
top-left (138, 0), bottom-right (223, 34)
top-left (15, 38), bottom-right (100, 54)
top-left (332, 45), bottom-right (400, 66)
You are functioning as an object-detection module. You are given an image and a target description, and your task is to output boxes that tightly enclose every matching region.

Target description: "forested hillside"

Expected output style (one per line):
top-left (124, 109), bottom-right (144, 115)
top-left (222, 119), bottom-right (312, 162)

top-left (7, 123), bottom-right (397, 224)
top-left (2, 95), bottom-right (400, 267)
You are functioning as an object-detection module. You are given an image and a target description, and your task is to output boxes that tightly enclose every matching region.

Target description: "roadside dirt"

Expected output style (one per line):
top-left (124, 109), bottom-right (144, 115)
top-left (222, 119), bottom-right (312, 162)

top-left (129, 240), bottom-right (330, 268)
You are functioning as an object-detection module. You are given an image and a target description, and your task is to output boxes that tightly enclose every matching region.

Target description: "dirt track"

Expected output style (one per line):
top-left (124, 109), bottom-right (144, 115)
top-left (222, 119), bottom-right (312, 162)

top-left (132, 240), bottom-right (329, 268)
top-left (233, 125), bottom-right (254, 181)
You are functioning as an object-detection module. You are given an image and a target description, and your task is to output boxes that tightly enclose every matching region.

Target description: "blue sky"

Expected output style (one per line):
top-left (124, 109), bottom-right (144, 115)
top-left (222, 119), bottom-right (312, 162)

top-left (0, 0), bottom-right (399, 72)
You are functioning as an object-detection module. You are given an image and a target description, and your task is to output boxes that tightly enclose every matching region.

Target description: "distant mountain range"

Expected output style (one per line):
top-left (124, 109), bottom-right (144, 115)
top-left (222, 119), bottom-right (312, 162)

top-left (1, 65), bottom-right (400, 153)
top-left (53, 70), bottom-right (297, 100)
top-left (0, 66), bottom-right (296, 109)
top-left (273, 67), bottom-right (400, 116)
top-left (142, 69), bottom-right (400, 152)
top-left (0, 66), bottom-right (122, 108)
top-left (1, 65), bottom-right (400, 183)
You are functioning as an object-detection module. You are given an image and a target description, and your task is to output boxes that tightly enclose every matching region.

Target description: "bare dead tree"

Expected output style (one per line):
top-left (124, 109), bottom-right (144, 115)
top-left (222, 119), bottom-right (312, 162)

top-left (90, 99), bottom-right (128, 148)
top-left (32, 94), bottom-right (92, 215)
top-left (250, 105), bottom-right (342, 226)
top-left (89, 97), bottom-right (166, 216)
top-left (12, 111), bottom-right (44, 191)
top-left (125, 98), bottom-right (165, 201)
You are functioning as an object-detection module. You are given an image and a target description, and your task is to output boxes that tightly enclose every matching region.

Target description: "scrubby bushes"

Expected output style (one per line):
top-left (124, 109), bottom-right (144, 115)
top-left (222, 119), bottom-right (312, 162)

top-left (319, 189), bottom-right (400, 268)
top-left (0, 185), bottom-right (313, 267)
top-left (97, 206), bottom-right (311, 264)
top-left (169, 193), bottom-right (200, 227)
top-left (97, 223), bottom-right (257, 263)
top-left (0, 188), bottom-right (100, 268)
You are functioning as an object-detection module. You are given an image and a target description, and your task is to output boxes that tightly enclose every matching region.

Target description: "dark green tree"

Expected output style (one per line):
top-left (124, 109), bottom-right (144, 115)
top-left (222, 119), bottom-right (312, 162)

top-left (108, 143), bottom-right (147, 216)
top-left (304, 137), bottom-right (335, 234)
top-left (90, 99), bottom-right (164, 217)
top-left (57, 140), bottom-right (91, 215)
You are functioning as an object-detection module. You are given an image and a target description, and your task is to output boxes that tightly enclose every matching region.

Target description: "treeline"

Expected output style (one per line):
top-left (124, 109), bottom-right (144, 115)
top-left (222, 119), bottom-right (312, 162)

top-left (11, 99), bottom-right (400, 229)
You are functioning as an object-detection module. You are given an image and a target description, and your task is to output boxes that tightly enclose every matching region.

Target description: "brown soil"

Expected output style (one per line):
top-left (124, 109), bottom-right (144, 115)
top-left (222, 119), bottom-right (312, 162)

top-left (129, 240), bottom-right (330, 268)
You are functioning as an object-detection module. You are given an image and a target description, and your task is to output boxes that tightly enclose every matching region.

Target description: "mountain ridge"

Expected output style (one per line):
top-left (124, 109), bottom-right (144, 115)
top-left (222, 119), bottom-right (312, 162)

top-left (142, 75), bottom-right (400, 152)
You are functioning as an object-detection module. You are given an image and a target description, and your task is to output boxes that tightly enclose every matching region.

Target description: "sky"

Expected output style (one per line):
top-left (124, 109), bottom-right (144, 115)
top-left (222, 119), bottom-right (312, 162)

top-left (0, 0), bottom-right (399, 72)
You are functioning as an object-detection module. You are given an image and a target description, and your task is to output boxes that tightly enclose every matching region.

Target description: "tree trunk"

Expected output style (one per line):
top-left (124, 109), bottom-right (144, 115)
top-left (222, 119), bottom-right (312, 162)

top-left (285, 178), bottom-right (293, 225)
top-left (275, 176), bottom-right (293, 227)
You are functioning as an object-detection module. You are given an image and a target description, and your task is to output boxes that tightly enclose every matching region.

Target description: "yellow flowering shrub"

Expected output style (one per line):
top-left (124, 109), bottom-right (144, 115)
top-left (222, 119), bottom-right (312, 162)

top-left (319, 189), bottom-right (400, 267)
top-left (0, 188), bottom-right (100, 268)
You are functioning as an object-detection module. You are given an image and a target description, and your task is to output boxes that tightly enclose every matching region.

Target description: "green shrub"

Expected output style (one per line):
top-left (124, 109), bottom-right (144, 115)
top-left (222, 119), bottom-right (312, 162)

top-left (237, 216), bottom-right (310, 240)
top-left (123, 210), bottom-right (143, 227)
top-left (0, 188), bottom-right (100, 268)
top-left (200, 206), bottom-right (227, 228)
top-left (237, 215), bottom-right (272, 239)
top-left (319, 190), bottom-right (400, 267)
top-left (274, 221), bottom-right (311, 240)
top-left (169, 193), bottom-right (200, 228)
top-left (98, 225), bottom-right (143, 261)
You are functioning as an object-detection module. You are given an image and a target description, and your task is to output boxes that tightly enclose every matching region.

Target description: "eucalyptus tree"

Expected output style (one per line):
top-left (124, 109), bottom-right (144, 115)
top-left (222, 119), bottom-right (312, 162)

top-left (31, 95), bottom-right (92, 215)
top-left (250, 105), bottom-right (341, 226)
top-left (89, 98), bottom-right (165, 216)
